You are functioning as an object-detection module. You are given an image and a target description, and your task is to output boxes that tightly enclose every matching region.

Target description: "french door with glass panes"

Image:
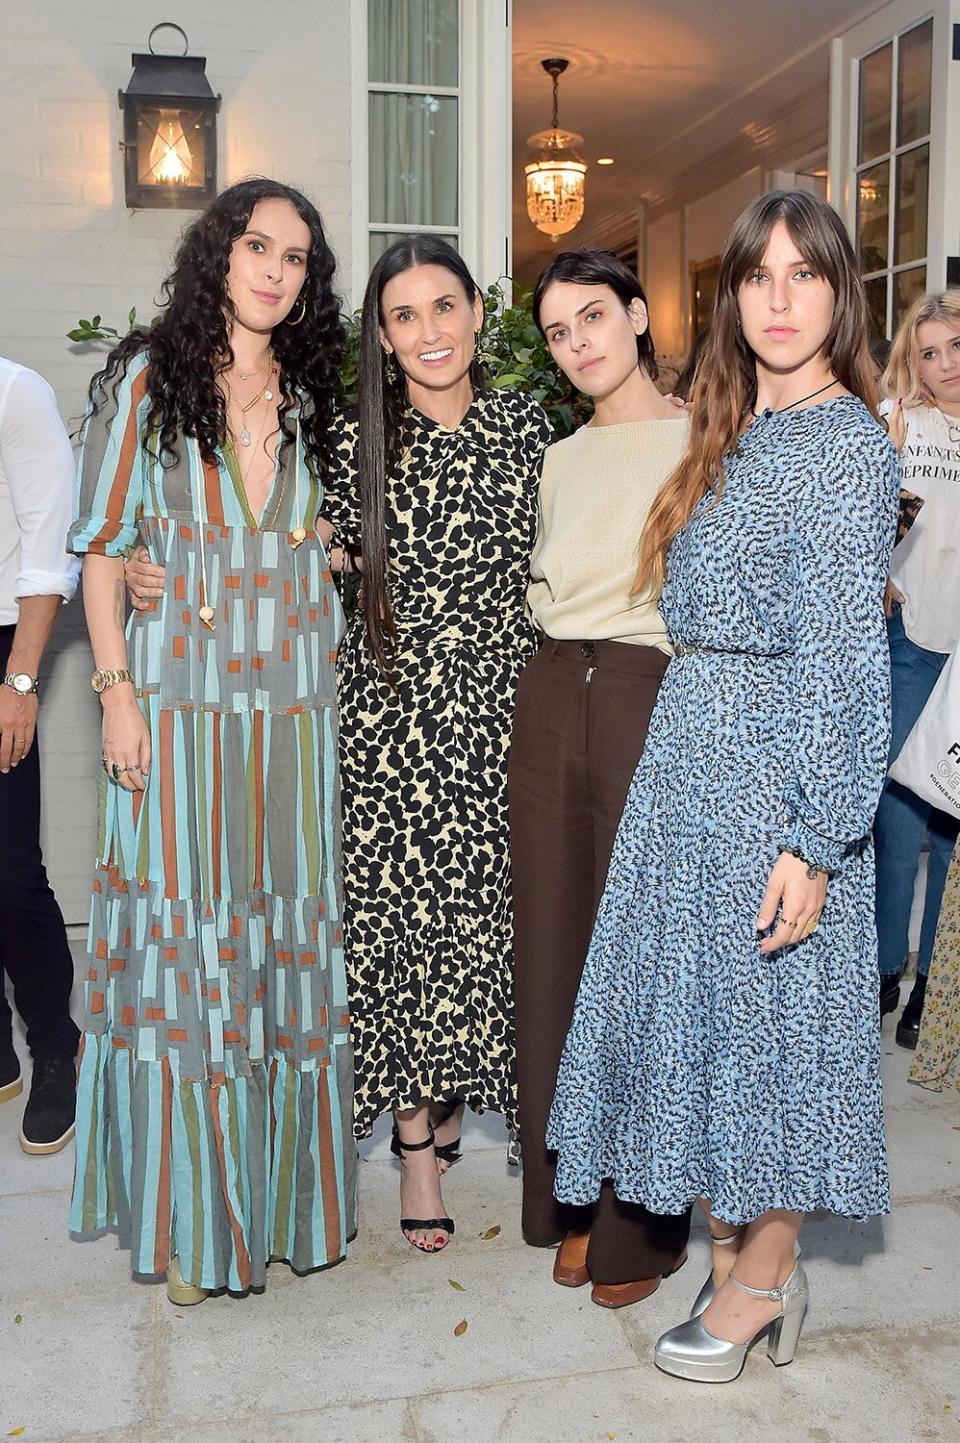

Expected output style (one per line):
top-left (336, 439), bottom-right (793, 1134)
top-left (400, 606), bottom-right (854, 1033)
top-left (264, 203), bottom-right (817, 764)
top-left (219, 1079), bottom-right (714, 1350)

top-left (829, 0), bottom-right (960, 339)
top-left (350, 0), bottom-right (512, 303)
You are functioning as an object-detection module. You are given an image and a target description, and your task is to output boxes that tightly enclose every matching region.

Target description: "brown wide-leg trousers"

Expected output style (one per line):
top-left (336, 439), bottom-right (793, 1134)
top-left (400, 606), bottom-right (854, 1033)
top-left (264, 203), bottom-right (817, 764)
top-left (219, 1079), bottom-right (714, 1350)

top-left (508, 638), bottom-right (691, 1285)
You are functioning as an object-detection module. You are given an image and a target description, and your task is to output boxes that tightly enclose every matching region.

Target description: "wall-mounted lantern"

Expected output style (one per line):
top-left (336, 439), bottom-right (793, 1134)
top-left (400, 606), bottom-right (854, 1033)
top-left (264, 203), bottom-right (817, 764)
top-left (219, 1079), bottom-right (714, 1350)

top-left (118, 23), bottom-right (220, 210)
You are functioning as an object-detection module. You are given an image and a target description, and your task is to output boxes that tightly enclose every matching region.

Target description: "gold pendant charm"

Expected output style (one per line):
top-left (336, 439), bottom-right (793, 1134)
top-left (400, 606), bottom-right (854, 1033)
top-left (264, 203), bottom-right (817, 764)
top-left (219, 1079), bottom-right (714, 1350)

top-left (264, 388), bottom-right (274, 401)
top-left (198, 604), bottom-right (216, 630)
top-left (290, 526), bottom-right (307, 549)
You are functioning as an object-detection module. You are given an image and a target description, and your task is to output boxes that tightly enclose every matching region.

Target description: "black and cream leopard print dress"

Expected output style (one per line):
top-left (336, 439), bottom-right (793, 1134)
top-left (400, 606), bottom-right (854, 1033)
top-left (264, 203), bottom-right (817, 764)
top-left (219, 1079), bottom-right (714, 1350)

top-left (323, 391), bottom-right (552, 1135)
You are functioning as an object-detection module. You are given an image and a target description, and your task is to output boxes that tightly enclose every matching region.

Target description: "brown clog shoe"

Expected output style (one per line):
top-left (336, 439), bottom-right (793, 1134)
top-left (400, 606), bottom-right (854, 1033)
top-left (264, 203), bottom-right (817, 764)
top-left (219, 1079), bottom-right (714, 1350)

top-left (591, 1249), bottom-right (688, 1309)
top-left (552, 1229), bottom-right (591, 1287)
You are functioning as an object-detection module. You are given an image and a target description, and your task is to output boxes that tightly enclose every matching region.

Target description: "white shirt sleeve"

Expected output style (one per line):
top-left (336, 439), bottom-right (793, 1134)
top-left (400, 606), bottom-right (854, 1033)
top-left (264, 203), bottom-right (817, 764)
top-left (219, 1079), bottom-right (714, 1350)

top-left (0, 367), bottom-right (81, 603)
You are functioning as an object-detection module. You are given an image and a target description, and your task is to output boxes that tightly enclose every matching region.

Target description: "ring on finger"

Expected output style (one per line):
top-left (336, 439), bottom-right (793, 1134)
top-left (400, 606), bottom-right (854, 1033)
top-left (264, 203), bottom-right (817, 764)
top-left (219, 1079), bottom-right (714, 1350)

top-left (111, 762), bottom-right (122, 781)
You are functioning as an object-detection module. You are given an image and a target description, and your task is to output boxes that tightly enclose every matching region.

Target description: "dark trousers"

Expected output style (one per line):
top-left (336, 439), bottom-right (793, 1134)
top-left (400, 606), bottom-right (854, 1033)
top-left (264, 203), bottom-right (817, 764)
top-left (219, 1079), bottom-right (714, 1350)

top-left (508, 639), bottom-right (691, 1285)
top-left (0, 624), bottom-right (79, 1058)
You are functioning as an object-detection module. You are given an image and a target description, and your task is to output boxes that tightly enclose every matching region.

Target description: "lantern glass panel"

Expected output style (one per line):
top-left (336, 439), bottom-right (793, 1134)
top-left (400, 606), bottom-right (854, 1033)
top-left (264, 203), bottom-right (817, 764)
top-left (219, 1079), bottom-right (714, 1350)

top-left (136, 107), bottom-right (207, 191)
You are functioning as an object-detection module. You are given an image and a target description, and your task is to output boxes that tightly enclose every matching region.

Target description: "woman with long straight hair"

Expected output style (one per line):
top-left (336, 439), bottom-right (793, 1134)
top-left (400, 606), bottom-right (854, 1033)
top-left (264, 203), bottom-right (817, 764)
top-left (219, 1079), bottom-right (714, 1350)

top-left (69, 178), bottom-right (356, 1302)
top-left (547, 190), bottom-right (900, 1380)
top-left (509, 248), bottom-right (691, 1308)
top-left (322, 235), bottom-right (551, 1252)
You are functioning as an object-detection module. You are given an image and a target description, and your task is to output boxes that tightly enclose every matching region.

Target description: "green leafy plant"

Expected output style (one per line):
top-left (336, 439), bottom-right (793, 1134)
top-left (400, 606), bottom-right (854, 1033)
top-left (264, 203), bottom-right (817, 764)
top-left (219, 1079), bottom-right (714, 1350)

top-left (67, 308), bottom-right (145, 344)
top-left (68, 281), bottom-right (592, 437)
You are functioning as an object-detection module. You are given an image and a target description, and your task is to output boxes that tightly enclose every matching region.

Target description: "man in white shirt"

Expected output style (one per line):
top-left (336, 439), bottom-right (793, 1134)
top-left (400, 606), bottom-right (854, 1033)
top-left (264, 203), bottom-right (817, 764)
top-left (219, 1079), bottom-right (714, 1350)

top-left (0, 355), bottom-right (82, 1154)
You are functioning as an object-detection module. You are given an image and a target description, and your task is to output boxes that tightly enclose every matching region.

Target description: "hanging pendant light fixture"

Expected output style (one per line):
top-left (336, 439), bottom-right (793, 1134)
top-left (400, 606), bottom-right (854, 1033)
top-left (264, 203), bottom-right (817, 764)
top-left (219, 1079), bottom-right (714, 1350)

top-left (525, 58), bottom-right (587, 239)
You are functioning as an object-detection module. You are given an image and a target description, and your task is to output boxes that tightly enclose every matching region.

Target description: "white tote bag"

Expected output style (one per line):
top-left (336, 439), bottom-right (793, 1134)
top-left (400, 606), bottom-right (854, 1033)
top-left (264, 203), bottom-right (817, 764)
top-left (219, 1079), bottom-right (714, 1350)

top-left (889, 646), bottom-right (960, 818)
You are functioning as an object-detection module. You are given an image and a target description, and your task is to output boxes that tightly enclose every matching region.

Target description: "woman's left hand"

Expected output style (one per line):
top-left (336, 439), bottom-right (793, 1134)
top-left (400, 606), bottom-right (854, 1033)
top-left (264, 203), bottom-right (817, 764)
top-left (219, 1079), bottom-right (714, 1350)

top-left (756, 852), bottom-right (827, 953)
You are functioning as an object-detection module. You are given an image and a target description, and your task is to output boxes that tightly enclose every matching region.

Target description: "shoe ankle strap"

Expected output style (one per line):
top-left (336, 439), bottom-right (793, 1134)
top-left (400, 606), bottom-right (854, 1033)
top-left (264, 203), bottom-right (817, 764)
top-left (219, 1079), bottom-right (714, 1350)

top-left (727, 1263), bottom-right (796, 1303)
top-left (394, 1124), bottom-right (436, 1153)
top-left (708, 1227), bottom-right (746, 1247)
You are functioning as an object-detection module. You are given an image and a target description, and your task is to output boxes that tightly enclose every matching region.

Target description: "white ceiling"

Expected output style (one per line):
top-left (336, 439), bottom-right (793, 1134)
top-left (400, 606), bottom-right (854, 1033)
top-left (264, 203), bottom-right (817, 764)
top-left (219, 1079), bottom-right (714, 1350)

top-left (512, 0), bottom-right (885, 278)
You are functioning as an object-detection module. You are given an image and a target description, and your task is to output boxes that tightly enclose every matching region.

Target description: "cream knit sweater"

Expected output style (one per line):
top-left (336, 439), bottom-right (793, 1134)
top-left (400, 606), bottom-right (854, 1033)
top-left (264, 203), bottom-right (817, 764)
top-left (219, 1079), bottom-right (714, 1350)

top-left (527, 416), bottom-right (688, 651)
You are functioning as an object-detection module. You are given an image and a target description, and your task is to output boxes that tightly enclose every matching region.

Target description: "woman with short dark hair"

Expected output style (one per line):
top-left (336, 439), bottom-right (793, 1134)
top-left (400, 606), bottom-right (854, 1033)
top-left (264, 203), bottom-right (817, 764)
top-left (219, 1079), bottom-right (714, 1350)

top-left (510, 248), bottom-right (691, 1309)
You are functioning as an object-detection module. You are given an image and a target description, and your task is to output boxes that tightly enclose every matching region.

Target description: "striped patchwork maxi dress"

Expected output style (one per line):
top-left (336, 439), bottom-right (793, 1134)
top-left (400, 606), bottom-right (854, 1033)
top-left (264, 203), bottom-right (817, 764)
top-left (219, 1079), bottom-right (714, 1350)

top-left (68, 351), bottom-right (356, 1291)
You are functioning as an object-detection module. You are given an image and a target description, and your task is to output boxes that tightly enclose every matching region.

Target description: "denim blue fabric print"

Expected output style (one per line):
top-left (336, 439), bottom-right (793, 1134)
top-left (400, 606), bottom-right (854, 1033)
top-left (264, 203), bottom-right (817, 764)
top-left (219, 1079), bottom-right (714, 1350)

top-left (546, 397), bottom-right (900, 1224)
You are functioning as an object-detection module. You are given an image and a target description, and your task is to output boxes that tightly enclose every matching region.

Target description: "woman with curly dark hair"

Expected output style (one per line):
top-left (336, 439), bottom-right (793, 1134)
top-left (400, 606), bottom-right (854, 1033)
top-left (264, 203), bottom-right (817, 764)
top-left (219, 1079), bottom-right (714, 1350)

top-left (68, 178), bottom-right (356, 1303)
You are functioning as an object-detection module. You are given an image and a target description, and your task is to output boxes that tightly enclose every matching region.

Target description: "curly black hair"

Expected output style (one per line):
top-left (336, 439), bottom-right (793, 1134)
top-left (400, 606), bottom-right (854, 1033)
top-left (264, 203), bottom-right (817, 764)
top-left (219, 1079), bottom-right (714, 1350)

top-left (86, 177), bottom-right (344, 475)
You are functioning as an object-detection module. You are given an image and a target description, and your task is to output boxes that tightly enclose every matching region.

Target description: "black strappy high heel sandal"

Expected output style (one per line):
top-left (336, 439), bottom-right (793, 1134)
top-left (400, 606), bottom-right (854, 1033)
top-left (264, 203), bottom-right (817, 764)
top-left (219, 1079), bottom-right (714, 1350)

top-left (394, 1124), bottom-right (455, 1252)
top-left (431, 1098), bottom-right (463, 1169)
top-left (390, 1099), bottom-right (463, 1169)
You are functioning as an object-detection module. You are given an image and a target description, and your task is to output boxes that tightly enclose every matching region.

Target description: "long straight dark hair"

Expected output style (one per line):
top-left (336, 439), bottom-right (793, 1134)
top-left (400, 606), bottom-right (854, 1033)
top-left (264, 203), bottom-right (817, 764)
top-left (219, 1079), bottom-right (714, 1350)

top-left (358, 234), bottom-right (485, 679)
top-left (531, 247), bottom-right (659, 381)
top-left (635, 188), bottom-right (878, 599)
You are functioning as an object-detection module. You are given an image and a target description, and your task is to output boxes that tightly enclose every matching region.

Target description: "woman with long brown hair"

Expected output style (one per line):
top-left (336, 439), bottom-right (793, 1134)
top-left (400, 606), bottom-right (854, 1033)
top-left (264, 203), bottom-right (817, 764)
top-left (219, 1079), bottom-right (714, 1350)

top-left (547, 190), bottom-right (900, 1381)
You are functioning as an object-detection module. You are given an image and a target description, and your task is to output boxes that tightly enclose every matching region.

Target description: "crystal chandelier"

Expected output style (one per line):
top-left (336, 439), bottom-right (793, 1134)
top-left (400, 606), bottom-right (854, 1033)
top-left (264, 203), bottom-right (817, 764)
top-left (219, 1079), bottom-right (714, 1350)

top-left (525, 58), bottom-right (587, 239)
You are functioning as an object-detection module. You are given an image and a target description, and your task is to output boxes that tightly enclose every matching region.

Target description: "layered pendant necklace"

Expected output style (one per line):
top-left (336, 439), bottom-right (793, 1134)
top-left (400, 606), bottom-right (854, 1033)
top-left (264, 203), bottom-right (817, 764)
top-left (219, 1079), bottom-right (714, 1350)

top-left (226, 355), bottom-right (277, 447)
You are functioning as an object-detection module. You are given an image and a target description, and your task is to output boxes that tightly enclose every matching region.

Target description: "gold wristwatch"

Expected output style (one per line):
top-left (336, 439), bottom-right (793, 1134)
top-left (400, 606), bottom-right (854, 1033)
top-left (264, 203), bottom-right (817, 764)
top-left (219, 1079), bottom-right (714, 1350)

top-left (90, 668), bottom-right (134, 695)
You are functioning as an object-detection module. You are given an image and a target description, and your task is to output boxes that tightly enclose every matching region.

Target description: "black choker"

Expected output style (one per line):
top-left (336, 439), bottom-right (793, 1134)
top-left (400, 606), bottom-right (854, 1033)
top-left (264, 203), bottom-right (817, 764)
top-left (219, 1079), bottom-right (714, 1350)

top-left (751, 378), bottom-right (841, 421)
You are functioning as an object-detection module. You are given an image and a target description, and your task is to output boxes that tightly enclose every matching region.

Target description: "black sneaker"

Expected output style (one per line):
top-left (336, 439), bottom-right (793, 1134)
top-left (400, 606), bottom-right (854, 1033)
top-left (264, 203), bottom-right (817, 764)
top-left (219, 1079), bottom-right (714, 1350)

top-left (0, 1030), bottom-right (22, 1104)
top-left (19, 1054), bottom-right (77, 1155)
top-left (879, 969), bottom-right (903, 1021)
top-left (895, 975), bottom-right (928, 1051)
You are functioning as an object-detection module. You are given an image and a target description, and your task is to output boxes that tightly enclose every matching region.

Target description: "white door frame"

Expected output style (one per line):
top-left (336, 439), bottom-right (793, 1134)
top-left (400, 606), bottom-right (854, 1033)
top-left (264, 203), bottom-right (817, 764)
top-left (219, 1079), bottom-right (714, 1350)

top-left (828, 0), bottom-right (960, 298)
top-left (349, 0), bottom-right (512, 306)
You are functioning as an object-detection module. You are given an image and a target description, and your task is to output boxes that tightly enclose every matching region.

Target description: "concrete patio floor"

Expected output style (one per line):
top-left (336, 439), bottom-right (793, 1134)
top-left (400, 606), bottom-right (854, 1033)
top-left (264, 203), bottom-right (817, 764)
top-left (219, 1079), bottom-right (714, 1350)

top-left (2, 965), bottom-right (958, 1443)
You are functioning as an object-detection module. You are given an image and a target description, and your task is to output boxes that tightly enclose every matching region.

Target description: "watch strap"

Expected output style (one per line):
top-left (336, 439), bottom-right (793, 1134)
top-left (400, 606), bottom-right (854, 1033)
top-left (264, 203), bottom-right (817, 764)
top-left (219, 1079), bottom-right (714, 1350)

top-left (3, 672), bottom-right (39, 695)
top-left (91, 668), bottom-right (134, 694)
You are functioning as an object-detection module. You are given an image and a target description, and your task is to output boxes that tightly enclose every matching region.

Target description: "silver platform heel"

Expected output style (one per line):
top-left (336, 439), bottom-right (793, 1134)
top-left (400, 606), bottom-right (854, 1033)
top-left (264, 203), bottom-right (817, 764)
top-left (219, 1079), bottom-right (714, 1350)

top-left (655, 1261), bottom-right (808, 1383)
top-left (689, 1226), bottom-right (745, 1319)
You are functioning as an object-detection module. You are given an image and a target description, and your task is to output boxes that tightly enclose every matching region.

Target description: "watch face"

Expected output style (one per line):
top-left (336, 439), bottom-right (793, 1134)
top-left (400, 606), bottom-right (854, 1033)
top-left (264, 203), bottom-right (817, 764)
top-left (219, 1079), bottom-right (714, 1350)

top-left (91, 672), bottom-right (106, 694)
top-left (11, 673), bottom-right (34, 694)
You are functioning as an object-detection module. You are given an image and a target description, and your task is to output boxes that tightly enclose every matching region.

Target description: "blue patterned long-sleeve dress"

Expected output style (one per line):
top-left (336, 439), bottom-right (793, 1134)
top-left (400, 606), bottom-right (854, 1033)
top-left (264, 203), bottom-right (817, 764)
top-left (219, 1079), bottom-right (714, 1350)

top-left (547, 397), bottom-right (900, 1223)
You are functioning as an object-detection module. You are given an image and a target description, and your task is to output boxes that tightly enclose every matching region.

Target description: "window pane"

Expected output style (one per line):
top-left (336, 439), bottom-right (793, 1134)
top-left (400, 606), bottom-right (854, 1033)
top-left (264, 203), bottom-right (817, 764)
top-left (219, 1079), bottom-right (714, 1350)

top-left (897, 18), bottom-right (933, 147)
top-left (368, 0), bottom-right (458, 87)
top-left (369, 230), bottom-right (459, 268)
top-left (369, 92), bottom-right (458, 227)
top-left (864, 276), bottom-right (888, 342)
top-left (857, 162), bottom-right (890, 273)
top-left (893, 266), bottom-right (927, 330)
top-left (895, 144), bottom-right (929, 266)
top-left (858, 42), bottom-right (892, 163)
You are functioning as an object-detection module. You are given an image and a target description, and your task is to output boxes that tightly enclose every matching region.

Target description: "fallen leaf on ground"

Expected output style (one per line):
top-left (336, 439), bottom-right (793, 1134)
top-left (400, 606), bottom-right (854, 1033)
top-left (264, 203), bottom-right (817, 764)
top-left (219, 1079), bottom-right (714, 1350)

top-left (481, 1225), bottom-right (501, 1240)
top-left (453, 1319), bottom-right (468, 1336)
top-left (447, 1279), bottom-right (465, 1291)
top-left (9, 1429), bottom-right (26, 1437)
top-left (13, 1315), bottom-right (22, 1324)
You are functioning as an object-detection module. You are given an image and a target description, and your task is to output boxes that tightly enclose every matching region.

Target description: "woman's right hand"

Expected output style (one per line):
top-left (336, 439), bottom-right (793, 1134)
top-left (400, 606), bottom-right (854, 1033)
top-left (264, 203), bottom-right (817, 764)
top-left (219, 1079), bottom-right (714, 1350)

top-left (125, 545), bottom-right (166, 611)
top-left (101, 691), bottom-right (151, 792)
top-left (884, 579), bottom-right (905, 617)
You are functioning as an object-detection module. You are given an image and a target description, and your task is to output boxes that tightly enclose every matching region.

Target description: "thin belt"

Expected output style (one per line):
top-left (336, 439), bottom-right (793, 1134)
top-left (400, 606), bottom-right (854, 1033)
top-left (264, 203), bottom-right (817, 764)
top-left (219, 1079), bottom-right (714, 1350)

top-left (672, 642), bottom-right (794, 659)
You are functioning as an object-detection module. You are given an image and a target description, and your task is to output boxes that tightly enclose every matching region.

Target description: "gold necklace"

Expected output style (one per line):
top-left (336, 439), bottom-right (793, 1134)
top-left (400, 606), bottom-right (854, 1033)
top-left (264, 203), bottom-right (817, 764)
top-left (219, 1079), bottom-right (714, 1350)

top-left (225, 360), bottom-right (277, 445)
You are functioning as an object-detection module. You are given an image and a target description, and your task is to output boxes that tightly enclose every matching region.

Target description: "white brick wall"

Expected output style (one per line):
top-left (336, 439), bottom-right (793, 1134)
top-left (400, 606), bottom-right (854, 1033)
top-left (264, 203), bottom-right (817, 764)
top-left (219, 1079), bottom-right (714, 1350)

top-left (1, 0), bottom-right (355, 923)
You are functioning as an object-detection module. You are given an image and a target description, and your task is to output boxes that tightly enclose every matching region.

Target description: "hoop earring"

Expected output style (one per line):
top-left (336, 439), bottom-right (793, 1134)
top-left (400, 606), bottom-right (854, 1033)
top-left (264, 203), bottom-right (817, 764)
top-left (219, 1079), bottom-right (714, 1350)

top-left (286, 295), bottom-right (307, 327)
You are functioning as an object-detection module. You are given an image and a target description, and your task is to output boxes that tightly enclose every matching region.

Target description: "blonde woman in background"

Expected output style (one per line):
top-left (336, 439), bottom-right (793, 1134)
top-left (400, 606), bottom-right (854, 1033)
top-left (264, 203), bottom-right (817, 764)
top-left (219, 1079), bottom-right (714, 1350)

top-left (876, 290), bottom-right (960, 1048)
